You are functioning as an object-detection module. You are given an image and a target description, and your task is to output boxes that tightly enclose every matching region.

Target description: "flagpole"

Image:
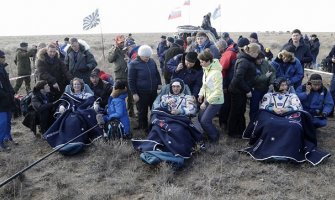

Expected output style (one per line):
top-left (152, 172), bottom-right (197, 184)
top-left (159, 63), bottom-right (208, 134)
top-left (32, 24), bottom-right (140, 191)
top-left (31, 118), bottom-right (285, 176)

top-left (99, 24), bottom-right (105, 62)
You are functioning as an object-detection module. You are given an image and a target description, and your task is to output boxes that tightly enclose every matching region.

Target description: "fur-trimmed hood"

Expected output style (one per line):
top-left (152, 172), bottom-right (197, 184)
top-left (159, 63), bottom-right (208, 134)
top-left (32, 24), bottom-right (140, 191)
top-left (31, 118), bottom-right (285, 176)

top-left (65, 39), bottom-right (90, 53)
top-left (36, 48), bottom-right (59, 61)
top-left (111, 88), bottom-right (127, 98)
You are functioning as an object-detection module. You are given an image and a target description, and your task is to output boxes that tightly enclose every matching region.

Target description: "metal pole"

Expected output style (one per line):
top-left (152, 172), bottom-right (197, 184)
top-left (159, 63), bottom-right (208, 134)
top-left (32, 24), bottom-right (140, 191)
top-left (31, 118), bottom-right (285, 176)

top-left (100, 24), bottom-right (105, 62)
top-left (0, 124), bottom-right (99, 188)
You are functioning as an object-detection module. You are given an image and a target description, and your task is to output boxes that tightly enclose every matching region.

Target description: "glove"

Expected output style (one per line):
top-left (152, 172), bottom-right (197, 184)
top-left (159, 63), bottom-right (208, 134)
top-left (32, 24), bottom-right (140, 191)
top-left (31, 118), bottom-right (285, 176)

top-left (59, 105), bottom-right (66, 113)
top-left (79, 66), bottom-right (90, 72)
top-left (93, 102), bottom-right (100, 112)
top-left (96, 114), bottom-right (105, 127)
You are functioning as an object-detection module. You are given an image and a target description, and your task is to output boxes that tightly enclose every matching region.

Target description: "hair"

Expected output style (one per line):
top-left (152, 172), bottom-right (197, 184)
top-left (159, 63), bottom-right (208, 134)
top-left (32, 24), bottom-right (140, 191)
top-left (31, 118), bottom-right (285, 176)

top-left (292, 29), bottom-right (301, 35)
top-left (70, 37), bottom-right (78, 44)
top-left (196, 32), bottom-right (207, 38)
top-left (198, 51), bottom-right (213, 63)
top-left (114, 80), bottom-right (127, 90)
top-left (47, 43), bottom-right (57, 49)
top-left (33, 80), bottom-right (48, 92)
top-left (71, 77), bottom-right (84, 92)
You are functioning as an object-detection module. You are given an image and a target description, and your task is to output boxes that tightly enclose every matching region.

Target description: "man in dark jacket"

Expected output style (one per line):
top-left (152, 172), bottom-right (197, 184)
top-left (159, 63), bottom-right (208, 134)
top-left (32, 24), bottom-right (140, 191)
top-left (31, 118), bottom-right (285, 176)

top-left (282, 29), bottom-right (313, 68)
top-left (36, 43), bottom-right (73, 99)
top-left (193, 32), bottom-right (220, 59)
top-left (156, 35), bottom-right (169, 73)
top-left (13, 42), bottom-right (37, 94)
top-left (309, 34), bottom-right (320, 68)
top-left (0, 50), bottom-right (16, 151)
top-left (64, 38), bottom-right (97, 84)
top-left (89, 69), bottom-right (113, 108)
top-left (163, 39), bottom-right (185, 84)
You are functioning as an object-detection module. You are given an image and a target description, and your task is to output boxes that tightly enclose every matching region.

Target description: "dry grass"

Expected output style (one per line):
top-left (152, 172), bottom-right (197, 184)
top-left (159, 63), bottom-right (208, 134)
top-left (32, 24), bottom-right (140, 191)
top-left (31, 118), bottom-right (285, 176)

top-left (1, 32), bottom-right (335, 200)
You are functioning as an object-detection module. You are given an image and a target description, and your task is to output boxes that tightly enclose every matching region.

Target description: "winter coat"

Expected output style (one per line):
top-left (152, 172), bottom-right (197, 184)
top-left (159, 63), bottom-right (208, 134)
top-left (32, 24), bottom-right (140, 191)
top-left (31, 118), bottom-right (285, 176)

top-left (296, 84), bottom-right (334, 116)
top-left (128, 57), bottom-right (162, 94)
top-left (282, 38), bottom-right (313, 65)
top-left (194, 40), bottom-right (220, 59)
top-left (309, 38), bottom-right (320, 58)
top-left (254, 60), bottom-right (276, 92)
top-left (166, 53), bottom-right (203, 98)
top-left (89, 79), bottom-right (113, 108)
top-left (229, 52), bottom-right (257, 94)
top-left (104, 90), bottom-right (130, 134)
top-left (107, 45), bottom-right (128, 81)
top-left (0, 63), bottom-right (15, 112)
top-left (36, 48), bottom-right (72, 93)
top-left (219, 44), bottom-right (238, 89)
top-left (325, 46), bottom-right (335, 72)
top-left (198, 59), bottom-right (224, 104)
top-left (31, 91), bottom-right (54, 113)
top-left (164, 44), bottom-right (184, 68)
top-left (271, 57), bottom-right (304, 89)
top-left (64, 44), bottom-right (97, 84)
top-left (14, 48), bottom-right (37, 75)
top-left (157, 41), bottom-right (169, 63)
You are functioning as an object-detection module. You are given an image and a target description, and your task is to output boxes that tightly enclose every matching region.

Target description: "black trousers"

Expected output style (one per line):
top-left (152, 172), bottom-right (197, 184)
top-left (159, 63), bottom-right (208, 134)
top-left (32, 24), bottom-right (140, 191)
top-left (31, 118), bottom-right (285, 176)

top-left (136, 91), bottom-right (157, 129)
top-left (219, 91), bottom-right (231, 126)
top-left (227, 92), bottom-right (247, 137)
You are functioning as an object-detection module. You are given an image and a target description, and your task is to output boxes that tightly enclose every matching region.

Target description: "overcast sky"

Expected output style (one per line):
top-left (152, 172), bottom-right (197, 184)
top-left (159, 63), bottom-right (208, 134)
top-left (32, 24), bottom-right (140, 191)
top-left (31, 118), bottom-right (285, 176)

top-left (1, 0), bottom-right (335, 36)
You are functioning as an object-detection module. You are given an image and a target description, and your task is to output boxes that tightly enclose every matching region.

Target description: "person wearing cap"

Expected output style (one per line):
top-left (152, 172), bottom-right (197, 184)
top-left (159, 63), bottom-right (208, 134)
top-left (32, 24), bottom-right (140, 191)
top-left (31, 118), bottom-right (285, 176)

top-left (128, 45), bottom-right (162, 131)
top-left (166, 52), bottom-right (203, 98)
top-left (159, 78), bottom-right (197, 116)
top-left (22, 80), bottom-right (55, 135)
top-left (193, 32), bottom-right (220, 59)
top-left (296, 74), bottom-right (334, 128)
top-left (281, 29), bottom-right (313, 67)
top-left (197, 51), bottom-right (224, 143)
top-left (108, 35), bottom-right (135, 117)
top-left (271, 45), bottom-right (304, 89)
top-left (0, 50), bottom-right (17, 151)
top-left (13, 42), bottom-right (37, 94)
top-left (123, 40), bottom-right (140, 62)
top-left (249, 52), bottom-right (276, 122)
top-left (156, 35), bottom-right (169, 73)
top-left (64, 38), bottom-right (97, 84)
top-left (89, 69), bottom-right (113, 108)
top-left (249, 32), bottom-right (265, 54)
top-left (222, 32), bottom-right (234, 46)
top-left (163, 39), bottom-right (185, 84)
top-left (228, 43), bottom-right (261, 138)
top-left (36, 43), bottom-right (72, 99)
top-left (309, 34), bottom-right (320, 69)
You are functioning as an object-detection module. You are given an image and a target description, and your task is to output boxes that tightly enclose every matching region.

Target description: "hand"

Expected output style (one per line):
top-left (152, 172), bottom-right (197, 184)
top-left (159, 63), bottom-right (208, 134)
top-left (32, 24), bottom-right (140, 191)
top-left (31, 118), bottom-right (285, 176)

top-left (246, 92), bottom-right (252, 98)
top-left (171, 109), bottom-right (180, 115)
top-left (53, 83), bottom-right (60, 91)
top-left (93, 102), bottom-right (100, 112)
top-left (59, 105), bottom-right (66, 113)
top-left (332, 58), bottom-right (335, 63)
top-left (176, 63), bottom-right (184, 72)
top-left (167, 98), bottom-right (176, 105)
top-left (133, 94), bottom-right (139, 103)
top-left (198, 95), bottom-right (204, 103)
top-left (265, 71), bottom-right (272, 78)
top-left (306, 84), bottom-right (312, 95)
top-left (96, 114), bottom-right (105, 128)
top-left (157, 85), bottom-right (162, 90)
top-left (200, 102), bottom-right (207, 110)
top-left (268, 84), bottom-right (274, 91)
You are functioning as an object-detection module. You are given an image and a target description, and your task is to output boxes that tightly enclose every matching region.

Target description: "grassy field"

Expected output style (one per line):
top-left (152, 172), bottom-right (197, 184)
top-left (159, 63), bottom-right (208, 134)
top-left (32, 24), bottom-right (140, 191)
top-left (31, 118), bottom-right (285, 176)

top-left (0, 32), bottom-right (335, 200)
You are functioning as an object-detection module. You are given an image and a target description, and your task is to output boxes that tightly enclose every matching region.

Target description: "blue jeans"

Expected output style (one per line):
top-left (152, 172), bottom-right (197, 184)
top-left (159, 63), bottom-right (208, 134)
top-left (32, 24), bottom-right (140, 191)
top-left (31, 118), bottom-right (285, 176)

top-left (199, 104), bottom-right (222, 142)
top-left (0, 112), bottom-right (12, 146)
top-left (249, 90), bottom-right (266, 122)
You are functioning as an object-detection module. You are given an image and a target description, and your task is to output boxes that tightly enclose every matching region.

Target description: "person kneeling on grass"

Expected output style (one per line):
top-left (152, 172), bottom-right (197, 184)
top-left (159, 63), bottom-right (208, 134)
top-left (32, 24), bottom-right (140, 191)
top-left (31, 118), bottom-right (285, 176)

top-left (296, 73), bottom-right (334, 128)
top-left (102, 80), bottom-right (131, 139)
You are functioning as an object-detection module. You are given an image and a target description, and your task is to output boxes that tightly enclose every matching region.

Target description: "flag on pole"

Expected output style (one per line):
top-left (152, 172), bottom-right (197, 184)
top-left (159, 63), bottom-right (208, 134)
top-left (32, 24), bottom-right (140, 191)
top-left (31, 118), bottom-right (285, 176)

top-left (168, 7), bottom-right (182, 20)
top-left (83, 9), bottom-right (100, 30)
top-left (183, 0), bottom-right (190, 6)
top-left (212, 4), bottom-right (221, 20)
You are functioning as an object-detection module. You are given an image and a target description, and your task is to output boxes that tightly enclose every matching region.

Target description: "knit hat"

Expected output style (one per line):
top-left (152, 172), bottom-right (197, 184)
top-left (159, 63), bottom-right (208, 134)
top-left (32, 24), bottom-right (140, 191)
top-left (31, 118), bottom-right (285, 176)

top-left (115, 35), bottom-right (125, 44)
top-left (0, 50), bottom-right (5, 58)
top-left (167, 37), bottom-right (174, 43)
top-left (185, 52), bottom-right (198, 63)
top-left (90, 68), bottom-right (100, 77)
top-left (250, 32), bottom-right (258, 40)
top-left (64, 37), bottom-right (69, 42)
top-left (20, 42), bottom-right (28, 48)
top-left (222, 32), bottom-right (229, 39)
top-left (309, 73), bottom-right (322, 84)
top-left (138, 45), bottom-right (153, 57)
top-left (161, 35), bottom-right (167, 39)
top-left (237, 37), bottom-right (250, 48)
top-left (244, 43), bottom-right (261, 58)
top-left (174, 39), bottom-right (184, 47)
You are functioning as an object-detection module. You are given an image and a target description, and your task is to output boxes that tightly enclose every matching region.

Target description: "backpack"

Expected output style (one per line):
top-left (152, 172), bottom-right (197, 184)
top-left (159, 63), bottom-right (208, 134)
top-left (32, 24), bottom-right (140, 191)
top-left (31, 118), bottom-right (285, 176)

top-left (104, 119), bottom-right (127, 140)
top-left (20, 92), bottom-right (33, 116)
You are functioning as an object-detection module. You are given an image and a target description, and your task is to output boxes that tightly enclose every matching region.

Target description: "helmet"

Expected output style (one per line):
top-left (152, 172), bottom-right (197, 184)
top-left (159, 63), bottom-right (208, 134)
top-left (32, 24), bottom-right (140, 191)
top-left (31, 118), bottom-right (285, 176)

top-left (273, 77), bottom-right (287, 92)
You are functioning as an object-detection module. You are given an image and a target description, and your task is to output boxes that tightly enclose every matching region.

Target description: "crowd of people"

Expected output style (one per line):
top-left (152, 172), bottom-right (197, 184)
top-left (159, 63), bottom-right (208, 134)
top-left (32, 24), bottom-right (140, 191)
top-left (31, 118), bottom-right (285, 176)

top-left (0, 28), bottom-right (333, 165)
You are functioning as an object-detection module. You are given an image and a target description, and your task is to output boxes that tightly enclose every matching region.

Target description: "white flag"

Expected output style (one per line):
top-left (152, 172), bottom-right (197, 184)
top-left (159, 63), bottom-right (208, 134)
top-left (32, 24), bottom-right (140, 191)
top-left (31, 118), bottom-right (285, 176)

top-left (212, 5), bottom-right (221, 20)
top-left (83, 9), bottom-right (100, 30)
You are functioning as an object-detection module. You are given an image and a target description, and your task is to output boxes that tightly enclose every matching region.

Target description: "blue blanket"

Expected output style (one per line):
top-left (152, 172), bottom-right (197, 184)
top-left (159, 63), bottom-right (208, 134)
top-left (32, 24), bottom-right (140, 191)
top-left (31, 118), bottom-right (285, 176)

top-left (132, 109), bottom-right (203, 166)
top-left (241, 110), bottom-right (330, 166)
top-left (43, 93), bottom-right (102, 155)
